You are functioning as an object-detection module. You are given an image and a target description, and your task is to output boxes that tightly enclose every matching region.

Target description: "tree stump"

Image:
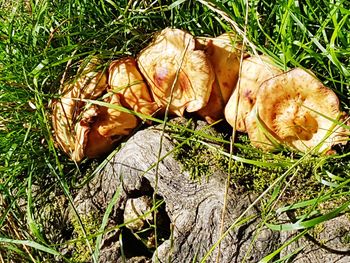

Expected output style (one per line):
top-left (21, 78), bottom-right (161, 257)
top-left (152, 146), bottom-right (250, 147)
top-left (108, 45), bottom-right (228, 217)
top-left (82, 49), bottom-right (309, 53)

top-left (73, 120), bottom-right (350, 262)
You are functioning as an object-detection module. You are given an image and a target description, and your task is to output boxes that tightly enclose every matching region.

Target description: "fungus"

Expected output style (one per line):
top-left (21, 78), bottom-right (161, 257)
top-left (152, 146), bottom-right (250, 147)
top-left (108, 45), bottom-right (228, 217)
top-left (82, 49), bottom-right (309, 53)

top-left (71, 105), bottom-right (100, 162)
top-left (196, 33), bottom-right (247, 123)
top-left (70, 93), bottom-right (138, 162)
top-left (52, 96), bottom-right (76, 155)
top-left (137, 28), bottom-right (215, 116)
top-left (73, 56), bottom-right (109, 99)
top-left (52, 58), bottom-right (138, 162)
top-left (224, 55), bottom-right (282, 132)
top-left (52, 57), bottom-right (108, 158)
top-left (85, 94), bottom-right (138, 160)
top-left (245, 68), bottom-right (349, 153)
top-left (108, 57), bottom-right (159, 117)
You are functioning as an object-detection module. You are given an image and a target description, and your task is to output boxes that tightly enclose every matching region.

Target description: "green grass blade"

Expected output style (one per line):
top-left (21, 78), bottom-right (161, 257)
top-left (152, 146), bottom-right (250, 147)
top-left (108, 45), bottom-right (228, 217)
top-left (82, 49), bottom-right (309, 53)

top-left (267, 199), bottom-right (350, 231)
top-left (0, 237), bottom-right (61, 257)
top-left (289, 10), bottom-right (350, 76)
top-left (26, 164), bottom-right (47, 245)
top-left (258, 229), bottom-right (307, 263)
top-left (93, 185), bottom-right (122, 261)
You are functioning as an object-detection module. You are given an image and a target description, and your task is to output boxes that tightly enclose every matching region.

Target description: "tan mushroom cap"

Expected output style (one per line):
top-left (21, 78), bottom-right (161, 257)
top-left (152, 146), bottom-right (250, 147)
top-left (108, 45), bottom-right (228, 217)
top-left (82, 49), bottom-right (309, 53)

top-left (53, 56), bottom-right (139, 162)
top-left (52, 97), bottom-right (76, 155)
top-left (85, 93), bottom-right (138, 159)
top-left (225, 55), bottom-right (282, 132)
top-left (137, 28), bottom-right (214, 116)
top-left (246, 68), bottom-right (349, 153)
top-left (196, 33), bottom-right (246, 123)
top-left (71, 105), bottom-right (100, 162)
top-left (94, 93), bottom-right (139, 138)
top-left (108, 57), bottom-right (159, 117)
top-left (84, 128), bottom-right (116, 159)
top-left (52, 57), bottom-right (108, 158)
top-left (61, 57), bottom-right (108, 100)
top-left (72, 93), bottom-right (139, 162)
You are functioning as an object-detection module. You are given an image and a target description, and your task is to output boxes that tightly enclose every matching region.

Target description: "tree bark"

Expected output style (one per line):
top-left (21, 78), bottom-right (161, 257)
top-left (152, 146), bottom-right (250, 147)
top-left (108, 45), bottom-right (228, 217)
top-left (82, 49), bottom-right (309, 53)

top-left (73, 120), bottom-right (350, 263)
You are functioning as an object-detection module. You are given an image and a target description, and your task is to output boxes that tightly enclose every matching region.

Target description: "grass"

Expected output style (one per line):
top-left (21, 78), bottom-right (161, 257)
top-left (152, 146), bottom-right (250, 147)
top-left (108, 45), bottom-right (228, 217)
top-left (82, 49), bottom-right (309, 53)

top-left (0, 0), bottom-right (350, 262)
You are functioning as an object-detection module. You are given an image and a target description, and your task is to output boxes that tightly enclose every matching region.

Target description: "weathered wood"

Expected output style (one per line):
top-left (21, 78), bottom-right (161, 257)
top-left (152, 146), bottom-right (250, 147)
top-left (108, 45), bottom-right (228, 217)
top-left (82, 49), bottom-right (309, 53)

top-left (74, 122), bottom-right (278, 262)
top-left (280, 214), bottom-right (350, 263)
top-left (73, 120), bottom-right (350, 262)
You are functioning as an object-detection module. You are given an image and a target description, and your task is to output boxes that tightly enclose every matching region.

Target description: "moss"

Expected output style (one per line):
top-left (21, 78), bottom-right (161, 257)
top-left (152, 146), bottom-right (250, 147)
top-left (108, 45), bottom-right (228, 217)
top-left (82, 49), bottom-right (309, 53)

top-left (172, 126), bottom-right (328, 203)
top-left (69, 212), bottom-right (101, 263)
top-left (174, 139), bottom-right (223, 181)
top-left (341, 231), bottom-right (350, 244)
top-left (309, 222), bottom-right (326, 240)
top-left (171, 119), bottom-right (226, 182)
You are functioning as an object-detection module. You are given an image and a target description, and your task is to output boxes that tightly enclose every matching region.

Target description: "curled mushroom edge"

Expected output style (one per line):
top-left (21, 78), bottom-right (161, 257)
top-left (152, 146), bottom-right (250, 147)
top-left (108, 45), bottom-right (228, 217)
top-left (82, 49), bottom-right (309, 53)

top-left (245, 68), bottom-right (349, 154)
top-left (224, 55), bottom-right (283, 132)
top-left (52, 57), bottom-right (109, 159)
top-left (108, 57), bottom-right (159, 118)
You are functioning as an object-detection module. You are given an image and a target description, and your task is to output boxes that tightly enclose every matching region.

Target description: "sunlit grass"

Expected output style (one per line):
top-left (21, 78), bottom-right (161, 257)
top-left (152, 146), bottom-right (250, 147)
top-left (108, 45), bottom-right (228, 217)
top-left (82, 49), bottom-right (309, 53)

top-left (0, 0), bottom-right (349, 262)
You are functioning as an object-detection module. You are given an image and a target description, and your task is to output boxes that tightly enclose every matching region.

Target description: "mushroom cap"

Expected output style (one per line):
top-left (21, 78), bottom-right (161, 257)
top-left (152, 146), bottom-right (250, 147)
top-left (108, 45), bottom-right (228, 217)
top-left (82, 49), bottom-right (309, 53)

top-left (52, 97), bottom-right (76, 155)
top-left (71, 105), bottom-right (100, 162)
top-left (52, 57), bottom-right (108, 157)
top-left (137, 28), bottom-right (214, 116)
top-left (94, 93), bottom-right (139, 138)
top-left (52, 57), bottom-right (139, 162)
top-left (69, 57), bottom-right (108, 99)
top-left (246, 68), bottom-right (349, 153)
top-left (71, 93), bottom-right (139, 162)
top-left (108, 57), bottom-right (159, 117)
top-left (225, 55), bottom-right (282, 132)
top-left (196, 33), bottom-right (246, 123)
top-left (84, 128), bottom-right (116, 159)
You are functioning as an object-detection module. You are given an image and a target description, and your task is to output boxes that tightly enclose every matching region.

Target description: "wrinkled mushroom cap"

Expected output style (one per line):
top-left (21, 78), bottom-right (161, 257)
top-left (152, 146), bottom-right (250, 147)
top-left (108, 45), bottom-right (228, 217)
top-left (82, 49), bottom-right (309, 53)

top-left (246, 68), bottom-right (349, 153)
top-left (94, 93), bottom-right (139, 138)
top-left (137, 28), bottom-right (214, 116)
top-left (196, 33), bottom-right (246, 123)
top-left (52, 97), bottom-right (76, 155)
top-left (72, 94), bottom-right (138, 162)
top-left (68, 57), bottom-right (108, 99)
top-left (71, 105), bottom-right (100, 162)
top-left (225, 55), bottom-right (282, 132)
top-left (108, 57), bottom-right (159, 117)
top-left (52, 57), bottom-right (139, 162)
top-left (52, 57), bottom-right (108, 157)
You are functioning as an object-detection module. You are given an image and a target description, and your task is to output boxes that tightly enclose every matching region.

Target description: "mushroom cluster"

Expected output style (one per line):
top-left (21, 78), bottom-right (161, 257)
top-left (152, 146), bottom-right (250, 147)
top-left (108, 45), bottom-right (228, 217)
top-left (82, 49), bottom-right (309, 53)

top-left (52, 28), bottom-right (349, 162)
top-left (52, 57), bottom-right (157, 162)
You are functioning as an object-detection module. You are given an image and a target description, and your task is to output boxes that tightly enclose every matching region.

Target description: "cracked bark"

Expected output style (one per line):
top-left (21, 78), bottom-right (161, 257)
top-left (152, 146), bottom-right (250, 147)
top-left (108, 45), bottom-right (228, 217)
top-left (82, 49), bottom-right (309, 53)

top-left (73, 120), bottom-right (350, 263)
